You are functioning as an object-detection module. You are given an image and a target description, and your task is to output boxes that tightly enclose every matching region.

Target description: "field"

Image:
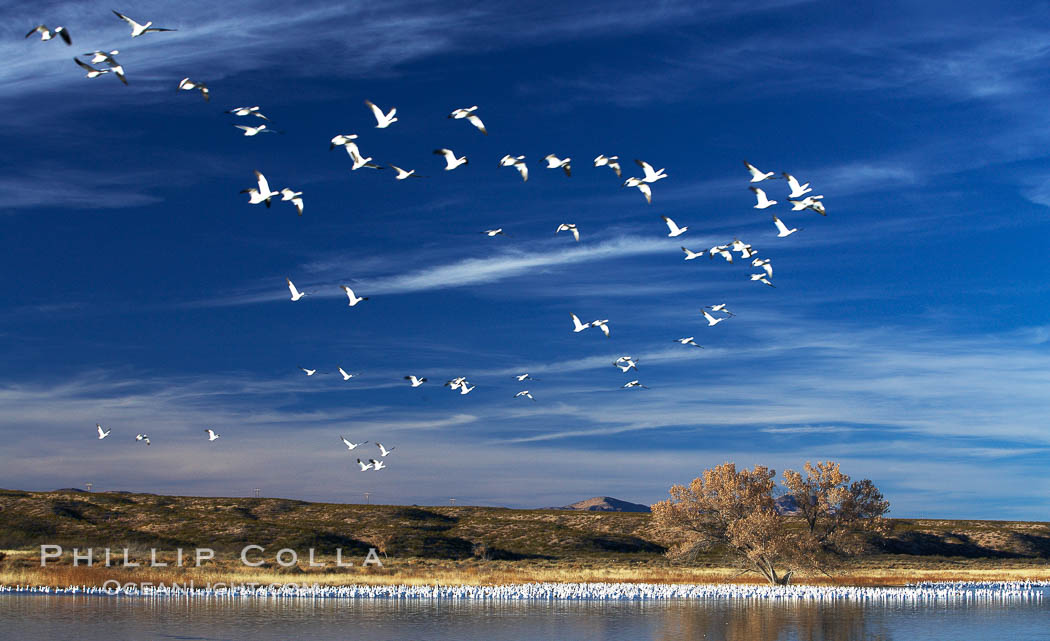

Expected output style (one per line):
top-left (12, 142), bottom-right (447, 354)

top-left (1, 488), bottom-right (1048, 587)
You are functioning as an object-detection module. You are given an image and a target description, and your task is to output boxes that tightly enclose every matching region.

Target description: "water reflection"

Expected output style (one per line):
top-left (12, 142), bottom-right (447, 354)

top-left (1, 594), bottom-right (1046, 641)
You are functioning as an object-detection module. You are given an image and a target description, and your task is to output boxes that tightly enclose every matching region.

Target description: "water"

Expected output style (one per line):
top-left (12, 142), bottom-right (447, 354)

top-left (2, 593), bottom-right (1049, 641)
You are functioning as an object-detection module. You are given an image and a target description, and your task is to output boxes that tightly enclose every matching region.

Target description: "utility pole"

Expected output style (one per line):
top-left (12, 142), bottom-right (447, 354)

top-left (85, 483), bottom-right (93, 492)
top-left (252, 488), bottom-right (260, 498)
top-left (363, 492), bottom-right (371, 505)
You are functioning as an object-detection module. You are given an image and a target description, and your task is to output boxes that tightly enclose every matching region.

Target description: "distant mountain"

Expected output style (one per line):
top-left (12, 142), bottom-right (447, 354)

top-left (552, 496), bottom-right (651, 512)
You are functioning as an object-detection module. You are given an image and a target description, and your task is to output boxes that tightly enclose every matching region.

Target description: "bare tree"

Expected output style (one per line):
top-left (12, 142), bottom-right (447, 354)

top-left (651, 461), bottom-right (889, 585)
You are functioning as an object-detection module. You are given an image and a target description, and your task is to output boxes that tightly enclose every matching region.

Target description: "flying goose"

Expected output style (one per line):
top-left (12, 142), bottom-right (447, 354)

top-left (445, 376), bottom-right (467, 390)
top-left (623, 177), bottom-right (653, 204)
top-left (135, 433), bottom-right (150, 445)
top-left (459, 382), bottom-right (475, 395)
top-left (234, 124), bottom-right (277, 136)
top-left (299, 367), bottom-right (317, 376)
top-left (772, 215), bottom-right (799, 237)
top-left (227, 106), bottom-right (268, 120)
top-left (205, 428), bottom-right (220, 441)
top-left (707, 303), bottom-right (734, 316)
top-left (556, 223), bottom-right (579, 242)
top-left (514, 373), bottom-right (537, 381)
top-left (341, 436), bottom-right (367, 450)
top-left (498, 154), bottom-right (528, 181)
top-left (743, 160), bottom-right (776, 182)
top-left (750, 273), bottom-right (775, 287)
top-left (482, 228), bottom-right (506, 237)
top-left (750, 186), bottom-right (777, 209)
top-left (590, 319), bottom-right (611, 337)
top-left (708, 245), bottom-right (733, 262)
top-left (73, 57), bottom-right (111, 79)
top-left (364, 100), bottom-right (397, 128)
top-left (594, 155), bottom-right (621, 176)
top-left (433, 148), bottom-right (468, 170)
top-left (662, 215), bottom-right (687, 237)
top-left (113, 11), bottom-right (176, 37)
top-left (389, 164), bottom-right (424, 179)
top-left (448, 106), bottom-right (486, 134)
top-left (614, 356), bottom-right (638, 372)
top-left (348, 147), bottom-right (381, 170)
top-left (543, 154), bottom-right (571, 176)
top-left (279, 188), bottom-right (303, 215)
top-left (702, 310), bottom-right (726, 326)
top-left (77, 51), bottom-right (126, 84)
top-left (340, 285), bottom-right (368, 306)
top-left (404, 375), bottom-right (427, 387)
top-left (370, 458), bottom-right (387, 471)
top-left (789, 195), bottom-right (824, 212)
top-left (730, 239), bottom-right (756, 258)
top-left (514, 390), bottom-right (535, 401)
top-left (673, 337), bottom-right (703, 348)
top-left (287, 278), bottom-right (307, 301)
top-left (338, 367), bottom-right (356, 381)
top-left (752, 258), bottom-right (772, 278)
top-left (96, 424), bottom-right (111, 439)
top-left (783, 172), bottom-right (812, 198)
top-left (682, 246), bottom-right (703, 260)
top-left (26, 25), bottom-right (71, 45)
top-left (636, 159), bottom-right (667, 183)
top-left (242, 170), bottom-right (279, 206)
top-left (376, 443), bottom-right (396, 457)
top-left (622, 380), bottom-right (648, 389)
top-left (177, 77), bottom-right (209, 101)
top-left (356, 458), bottom-right (374, 471)
top-left (329, 133), bottom-right (358, 151)
top-left (570, 313), bottom-right (592, 333)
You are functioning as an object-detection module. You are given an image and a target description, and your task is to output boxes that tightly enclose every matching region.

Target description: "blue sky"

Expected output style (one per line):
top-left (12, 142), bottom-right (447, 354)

top-left (3, 0), bottom-right (1049, 519)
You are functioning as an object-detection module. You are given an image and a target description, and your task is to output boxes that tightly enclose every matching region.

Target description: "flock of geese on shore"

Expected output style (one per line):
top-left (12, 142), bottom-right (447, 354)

top-left (30, 10), bottom-right (831, 473)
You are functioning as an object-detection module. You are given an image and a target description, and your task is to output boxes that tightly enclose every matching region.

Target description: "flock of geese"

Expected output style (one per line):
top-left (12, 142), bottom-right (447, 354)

top-left (29, 10), bottom-right (831, 477)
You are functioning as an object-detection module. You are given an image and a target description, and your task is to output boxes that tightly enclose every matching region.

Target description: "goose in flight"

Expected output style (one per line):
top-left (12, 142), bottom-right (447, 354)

top-left (356, 458), bottom-right (374, 471)
top-left (287, 278), bottom-right (307, 301)
top-left (135, 433), bottom-right (150, 445)
top-left (743, 160), bottom-right (776, 182)
top-left (377, 443), bottom-right (396, 457)
top-left (390, 164), bottom-right (424, 180)
top-left (543, 154), bottom-right (571, 177)
top-left (623, 177), bottom-right (653, 204)
top-left (514, 390), bottom-right (535, 401)
top-left (364, 100), bottom-right (397, 128)
top-left (556, 223), bottom-right (579, 242)
top-left (74, 57), bottom-right (111, 79)
top-left (371, 459), bottom-right (387, 471)
top-left (330, 133), bottom-right (358, 151)
top-left (112, 11), bottom-right (176, 37)
top-left (348, 147), bottom-right (381, 170)
top-left (242, 170), bottom-right (279, 207)
top-left (279, 188), bottom-right (303, 215)
top-left (682, 246), bottom-right (703, 261)
top-left (730, 239), bottom-right (756, 259)
top-left (341, 436), bottom-right (367, 450)
top-left (709, 245), bottom-right (733, 262)
top-left (772, 215), bottom-right (799, 238)
top-left (636, 159), bottom-right (667, 183)
top-left (783, 172), bottom-right (812, 198)
top-left (590, 319), bottom-right (611, 337)
top-left (789, 195), bottom-right (824, 213)
top-left (26, 25), bottom-right (71, 45)
top-left (482, 228), bottom-right (506, 237)
top-left (84, 49), bottom-right (119, 64)
top-left (622, 380), bottom-right (648, 389)
top-left (570, 313), bottom-right (591, 333)
top-left (338, 367), bottom-right (357, 381)
top-left (459, 383), bottom-right (475, 395)
top-left (750, 273), bottom-right (775, 287)
top-left (674, 337), bottom-right (703, 348)
top-left (234, 124), bottom-right (277, 136)
top-left (448, 106), bottom-right (487, 134)
top-left (433, 148), bottom-right (468, 170)
top-left (514, 373), bottom-right (537, 381)
top-left (96, 424), bottom-right (111, 439)
top-left (205, 428), bottom-right (220, 441)
top-left (662, 215), bottom-right (687, 237)
top-left (498, 155), bottom-right (528, 181)
top-left (227, 106), bottom-right (268, 120)
top-left (177, 77), bottom-right (209, 101)
top-left (707, 303), bottom-right (735, 316)
top-left (445, 376), bottom-right (467, 390)
top-left (594, 155), bottom-right (621, 176)
top-left (405, 375), bottom-right (427, 387)
top-left (702, 310), bottom-right (726, 326)
top-left (299, 367), bottom-right (317, 376)
top-left (752, 258), bottom-right (772, 278)
top-left (750, 186), bottom-right (777, 209)
top-left (614, 356), bottom-right (638, 372)
top-left (77, 51), bottom-right (126, 84)
top-left (340, 285), bottom-right (368, 306)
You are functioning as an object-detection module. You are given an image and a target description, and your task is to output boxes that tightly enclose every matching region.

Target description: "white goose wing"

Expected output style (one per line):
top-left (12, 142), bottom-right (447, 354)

top-left (466, 114), bottom-right (487, 134)
top-left (364, 100), bottom-right (386, 124)
top-left (662, 216), bottom-right (683, 235)
top-left (636, 159), bottom-right (659, 181)
top-left (772, 215), bottom-right (791, 235)
top-left (255, 171), bottom-right (271, 195)
top-left (287, 278), bottom-right (302, 298)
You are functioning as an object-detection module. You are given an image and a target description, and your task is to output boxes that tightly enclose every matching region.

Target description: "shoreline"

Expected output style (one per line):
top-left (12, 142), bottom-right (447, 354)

top-left (2, 580), bottom-right (1048, 602)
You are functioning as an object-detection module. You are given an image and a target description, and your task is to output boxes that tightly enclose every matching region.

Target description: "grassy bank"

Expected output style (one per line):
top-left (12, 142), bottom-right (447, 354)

top-left (1, 488), bottom-right (1048, 587)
